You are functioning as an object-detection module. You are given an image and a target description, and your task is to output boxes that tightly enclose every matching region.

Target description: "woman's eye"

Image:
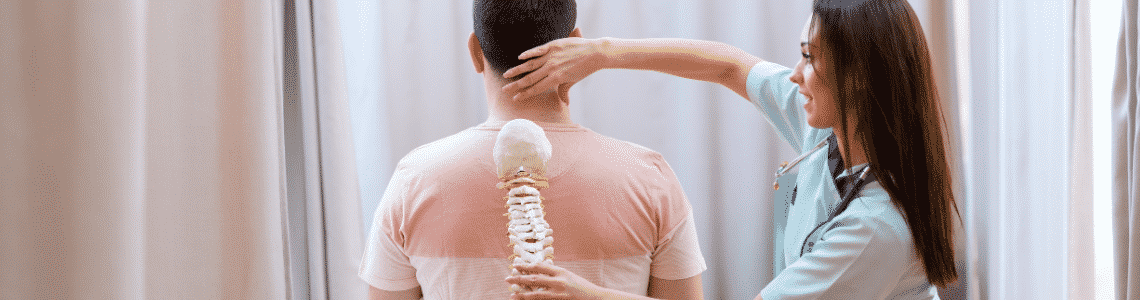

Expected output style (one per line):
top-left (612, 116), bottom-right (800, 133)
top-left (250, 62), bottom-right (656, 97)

top-left (801, 52), bottom-right (812, 60)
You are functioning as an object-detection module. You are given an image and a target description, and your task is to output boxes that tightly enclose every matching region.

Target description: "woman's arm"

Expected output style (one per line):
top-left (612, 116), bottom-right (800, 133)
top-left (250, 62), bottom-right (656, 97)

top-left (501, 38), bottom-right (762, 101)
top-left (506, 263), bottom-right (660, 300)
top-left (368, 285), bottom-right (422, 300)
top-left (503, 37), bottom-right (815, 152)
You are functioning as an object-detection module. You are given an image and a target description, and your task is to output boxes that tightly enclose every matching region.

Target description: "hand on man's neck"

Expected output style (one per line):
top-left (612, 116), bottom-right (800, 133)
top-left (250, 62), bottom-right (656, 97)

top-left (483, 71), bottom-right (574, 124)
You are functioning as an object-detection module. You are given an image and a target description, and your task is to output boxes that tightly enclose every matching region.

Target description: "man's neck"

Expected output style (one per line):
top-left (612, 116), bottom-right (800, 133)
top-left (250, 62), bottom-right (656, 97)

top-left (483, 72), bottom-right (573, 124)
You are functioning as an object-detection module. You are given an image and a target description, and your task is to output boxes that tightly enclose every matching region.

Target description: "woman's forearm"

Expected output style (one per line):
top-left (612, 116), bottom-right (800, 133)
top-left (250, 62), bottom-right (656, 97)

top-left (597, 38), bottom-right (762, 98)
top-left (597, 289), bottom-right (661, 300)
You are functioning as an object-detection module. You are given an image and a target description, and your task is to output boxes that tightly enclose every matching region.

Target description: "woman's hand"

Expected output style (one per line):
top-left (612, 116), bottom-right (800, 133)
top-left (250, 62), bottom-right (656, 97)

top-left (505, 263), bottom-right (610, 300)
top-left (502, 37), bottom-right (761, 101)
top-left (501, 37), bottom-right (608, 101)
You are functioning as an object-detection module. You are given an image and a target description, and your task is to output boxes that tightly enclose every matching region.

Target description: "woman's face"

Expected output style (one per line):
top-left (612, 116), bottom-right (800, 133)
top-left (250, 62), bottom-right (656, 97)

top-left (790, 17), bottom-right (840, 130)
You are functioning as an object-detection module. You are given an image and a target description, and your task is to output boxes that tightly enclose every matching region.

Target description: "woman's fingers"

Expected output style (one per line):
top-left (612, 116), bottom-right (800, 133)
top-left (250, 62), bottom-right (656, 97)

top-left (511, 290), bottom-right (567, 300)
top-left (502, 38), bottom-right (598, 100)
top-left (505, 274), bottom-right (561, 289)
top-left (502, 61), bottom-right (555, 97)
top-left (502, 76), bottom-right (541, 99)
top-left (518, 44), bottom-right (552, 60)
top-left (503, 55), bottom-right (547, 79)
top-left (511, 74), bottom-right (565, 101)
top-left (506, 66), bottom-right (563, 101)
top-left (513, 262), bottom-right (563, 276)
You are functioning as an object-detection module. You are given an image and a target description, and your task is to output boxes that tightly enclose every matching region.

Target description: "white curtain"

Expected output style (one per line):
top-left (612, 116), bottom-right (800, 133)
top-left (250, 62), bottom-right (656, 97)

top-left (282, 0), bottom-right (367, 299)
top-left (1114, 0), bottom-right (1140, 298)
top-left (0, 1), bottom-right (288, 299)
top-left (311, 0), bottom-right (368, 299)
top-left (954, 0), bottom-right (1094, 298)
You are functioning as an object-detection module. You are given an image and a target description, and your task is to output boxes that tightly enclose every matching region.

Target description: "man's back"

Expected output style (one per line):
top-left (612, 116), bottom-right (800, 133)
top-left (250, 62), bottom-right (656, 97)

top-left (360, 120), bottom-right (705, 299)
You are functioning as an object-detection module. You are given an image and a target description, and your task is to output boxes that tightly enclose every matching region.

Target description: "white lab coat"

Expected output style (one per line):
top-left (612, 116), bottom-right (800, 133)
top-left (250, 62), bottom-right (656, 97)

top-left (746, 61), bottom-right (940, 299)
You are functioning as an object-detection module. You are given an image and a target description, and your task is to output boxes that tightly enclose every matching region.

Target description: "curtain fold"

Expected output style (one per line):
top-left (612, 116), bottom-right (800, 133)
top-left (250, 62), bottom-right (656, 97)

top-left (311, 1), bottom-right (367, 299)
top-left (280, 1), bottom-right (367, 299)
top-left (1070, 0), bottom-right (1094, 298)
top-left (1114, 0), bottom-right (1140, 298)
top-left (956, 0), bottom-right (1093, 298)
top-left (0, 1), bottom-right (288, 299)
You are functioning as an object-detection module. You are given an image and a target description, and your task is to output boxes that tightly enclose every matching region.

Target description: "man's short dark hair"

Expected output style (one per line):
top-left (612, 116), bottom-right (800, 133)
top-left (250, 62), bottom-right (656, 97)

top-left (474, 0), bottom-right (577, 74)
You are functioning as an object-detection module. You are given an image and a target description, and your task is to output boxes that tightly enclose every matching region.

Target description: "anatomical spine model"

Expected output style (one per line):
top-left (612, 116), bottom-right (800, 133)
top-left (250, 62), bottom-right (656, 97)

top-left (493, 119), bottom-right (554, 293)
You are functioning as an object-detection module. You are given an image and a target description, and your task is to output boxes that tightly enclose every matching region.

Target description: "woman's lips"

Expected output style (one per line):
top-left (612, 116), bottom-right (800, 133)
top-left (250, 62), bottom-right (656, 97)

top-left (801, 93), bottom-right (812, 112)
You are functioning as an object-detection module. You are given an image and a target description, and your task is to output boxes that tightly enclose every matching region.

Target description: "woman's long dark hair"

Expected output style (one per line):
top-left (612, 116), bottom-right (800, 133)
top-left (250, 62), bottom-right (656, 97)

top-left (811, 0), bottom-right (959, 288)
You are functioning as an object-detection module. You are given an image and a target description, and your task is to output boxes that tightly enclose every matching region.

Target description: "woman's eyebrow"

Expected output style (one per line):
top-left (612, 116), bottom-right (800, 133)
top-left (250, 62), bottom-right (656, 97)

top-left (800, 42), bottom-right (810, 48)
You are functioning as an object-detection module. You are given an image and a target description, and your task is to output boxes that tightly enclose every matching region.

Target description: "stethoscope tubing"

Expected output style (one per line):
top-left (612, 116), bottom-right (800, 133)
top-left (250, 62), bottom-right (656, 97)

top-left (799, 165), bottom-right (873, 256)
top-left (770, 135), bottom-right (876, 256)
top-left (772, 138), bottom-right (829, 190)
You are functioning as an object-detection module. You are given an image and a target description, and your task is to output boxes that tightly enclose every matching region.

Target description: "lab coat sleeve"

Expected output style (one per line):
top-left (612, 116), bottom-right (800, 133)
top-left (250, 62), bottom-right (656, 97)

top-left (760, 213), bottom-right (912, 300)
top-left (745, 61), bottom-right (810, 154)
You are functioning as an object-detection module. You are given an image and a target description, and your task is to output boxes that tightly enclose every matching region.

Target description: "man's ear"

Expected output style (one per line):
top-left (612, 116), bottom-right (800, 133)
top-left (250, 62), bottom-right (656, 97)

top-left (569, 27), bottom-right (582, 38)
top-left (469, 32), bottom-right (485, 74)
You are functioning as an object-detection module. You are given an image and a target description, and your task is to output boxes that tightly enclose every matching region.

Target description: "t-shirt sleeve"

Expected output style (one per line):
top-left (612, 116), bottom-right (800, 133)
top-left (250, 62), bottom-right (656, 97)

top-left (760, 214), bottom-right (911, 300)
top-left (647, 154), bottom-right (707, 280)
top-left (649, 211), bottom-right (705, 280)
top-left (359, 166), bottom-right (420, 291)
top-left (746, 61), bottom-right (811, 154)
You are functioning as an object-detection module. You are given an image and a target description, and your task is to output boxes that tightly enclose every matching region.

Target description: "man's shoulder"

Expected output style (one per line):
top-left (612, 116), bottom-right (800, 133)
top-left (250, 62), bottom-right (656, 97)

top-left (579, 132), bottom-right (673, 175)
top-left (394, 127), bottom-right (492, 174)
top-left (588, 133), bottom-right (664, 159)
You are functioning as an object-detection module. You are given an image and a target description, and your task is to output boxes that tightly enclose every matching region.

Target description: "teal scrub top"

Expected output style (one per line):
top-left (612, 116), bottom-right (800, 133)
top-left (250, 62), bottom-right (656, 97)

top-left (746, 61), bottom-right (939, 300)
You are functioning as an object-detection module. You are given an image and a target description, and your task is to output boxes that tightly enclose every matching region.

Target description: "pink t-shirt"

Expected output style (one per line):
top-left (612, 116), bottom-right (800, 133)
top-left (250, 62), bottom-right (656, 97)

top-left (359, 121), bottom-right (706, 299)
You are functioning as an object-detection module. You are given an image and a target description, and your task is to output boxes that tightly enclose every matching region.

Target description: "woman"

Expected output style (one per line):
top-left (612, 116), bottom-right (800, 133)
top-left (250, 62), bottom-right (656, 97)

top-left (502, 0), bottom-right (959, 299)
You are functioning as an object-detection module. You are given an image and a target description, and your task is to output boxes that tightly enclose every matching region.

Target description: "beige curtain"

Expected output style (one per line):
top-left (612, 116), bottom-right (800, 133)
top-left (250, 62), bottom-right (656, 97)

top-left (1071, 0), bottom-right (1095, 298)
top-left (1114, 0), bottom-right (1140, 298)
top-left (951, 0), bottom-right (1094, 298)
top-left (0, 1), bottom-right (288, 299)
top-left (310, 0), bottom-right (367, 298)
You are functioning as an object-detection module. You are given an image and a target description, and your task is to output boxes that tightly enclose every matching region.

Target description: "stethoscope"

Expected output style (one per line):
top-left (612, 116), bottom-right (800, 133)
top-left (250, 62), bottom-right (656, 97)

top-left (770, 134), bottom-right (877, 256)
top-left (772, 138), bottom-right (828, 191)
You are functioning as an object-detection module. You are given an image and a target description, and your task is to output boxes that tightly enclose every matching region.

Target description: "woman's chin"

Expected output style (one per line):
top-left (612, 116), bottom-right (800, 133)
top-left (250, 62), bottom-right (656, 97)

top-left (804, 111), bottom-right (820, 128)
top-left (806, 120), bottom-right (829, 129)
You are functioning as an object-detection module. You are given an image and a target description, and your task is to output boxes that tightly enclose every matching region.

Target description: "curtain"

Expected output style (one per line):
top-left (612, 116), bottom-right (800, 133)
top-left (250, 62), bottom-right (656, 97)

top-left (282, 0), bottom-right (367, 299)
top-left (1114, 0), bottom-right (1140, 298)
top-left (0, 1), bottom-right (288, 299)
top-left (310, 1), bottom-right (368, 299)
top-left (955, 0), bottom-right (1094, 298)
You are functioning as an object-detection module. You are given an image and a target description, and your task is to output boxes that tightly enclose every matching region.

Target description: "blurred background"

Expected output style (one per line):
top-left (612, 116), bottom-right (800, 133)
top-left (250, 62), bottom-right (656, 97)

top-left (2, 0), bottom-right (1135, 299)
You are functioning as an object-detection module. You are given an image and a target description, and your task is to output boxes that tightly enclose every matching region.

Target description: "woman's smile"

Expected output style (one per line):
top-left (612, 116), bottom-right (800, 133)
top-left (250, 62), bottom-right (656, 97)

top-left (801, 91), bottom-right (813, 116)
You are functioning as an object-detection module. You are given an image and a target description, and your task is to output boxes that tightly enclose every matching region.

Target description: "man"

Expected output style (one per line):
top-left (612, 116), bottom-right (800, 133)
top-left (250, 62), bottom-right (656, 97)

top-left (359, 1), bottom-right (705, 299)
